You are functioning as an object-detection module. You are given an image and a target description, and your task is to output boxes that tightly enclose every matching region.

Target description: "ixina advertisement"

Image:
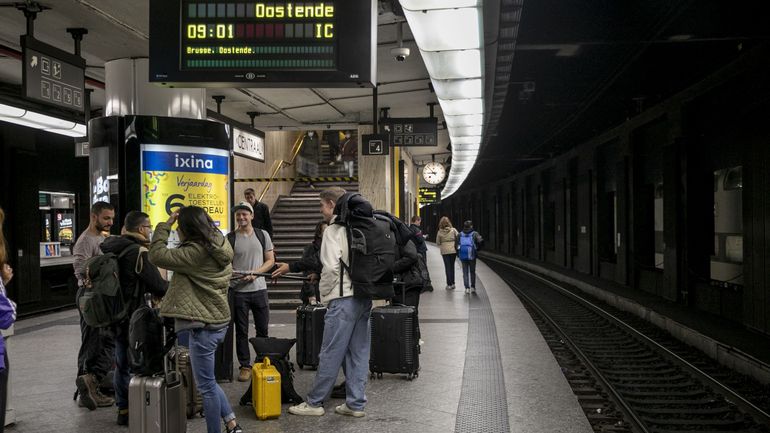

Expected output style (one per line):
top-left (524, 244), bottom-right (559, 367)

top-left (141, 144), bottom-right (230, 233)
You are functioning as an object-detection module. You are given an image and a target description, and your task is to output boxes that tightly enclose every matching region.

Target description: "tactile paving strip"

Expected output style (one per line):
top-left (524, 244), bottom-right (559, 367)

top-left (455, 279), bottom-right (511, 433)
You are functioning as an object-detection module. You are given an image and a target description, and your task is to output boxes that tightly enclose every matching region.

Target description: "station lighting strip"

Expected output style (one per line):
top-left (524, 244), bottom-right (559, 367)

top-left (400, 0), bottom-right (484, 198)
top-left (0, 102), bottom-right (87, 138)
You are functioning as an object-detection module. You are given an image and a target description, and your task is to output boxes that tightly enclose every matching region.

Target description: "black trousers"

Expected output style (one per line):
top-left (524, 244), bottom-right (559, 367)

top-left (75, 286), bottom-right (115, 381)
top-left (233, 290), bottom-right (270, 367)
top-left (0, 352), bottom-right (7, 432)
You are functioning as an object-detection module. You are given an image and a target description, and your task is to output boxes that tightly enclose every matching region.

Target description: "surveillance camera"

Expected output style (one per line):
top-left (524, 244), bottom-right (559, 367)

top-left (391, 47), bottom-right (410, 62)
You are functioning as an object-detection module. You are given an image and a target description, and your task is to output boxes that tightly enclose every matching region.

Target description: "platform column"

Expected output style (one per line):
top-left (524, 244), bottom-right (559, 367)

top-left (104, 58), bottom-right (206, 119)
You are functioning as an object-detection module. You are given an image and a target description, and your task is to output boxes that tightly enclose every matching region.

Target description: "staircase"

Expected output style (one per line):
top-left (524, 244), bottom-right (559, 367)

top-left (315, 142), bottom-right (358, 178)
top-left (268, 180), bottom-right (359, 309)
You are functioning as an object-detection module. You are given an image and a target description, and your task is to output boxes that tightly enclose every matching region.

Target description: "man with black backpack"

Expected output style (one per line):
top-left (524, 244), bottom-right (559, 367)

top-left (99, 211), bottom-right (168, 426)
top-left (289, 187), bottom-right (391, 418)
top-left (73, 201), bottom-right (116, 411)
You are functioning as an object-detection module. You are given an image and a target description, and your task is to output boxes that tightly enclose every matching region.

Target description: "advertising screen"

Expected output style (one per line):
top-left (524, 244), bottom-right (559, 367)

top-left (141, 144), bottom-right (230, 234)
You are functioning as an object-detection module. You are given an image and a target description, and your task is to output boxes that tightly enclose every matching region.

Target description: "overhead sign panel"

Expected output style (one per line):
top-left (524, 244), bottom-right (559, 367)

top-left (385, 117), bottom-right (438, 147)
top-left (233, 127), bottom-right (265, 162)
top-left (21, 36), bottom-right (85, 113)
top-left (149, 0), bottom-right (377, 87)
top-left (361, 133), bottom-right (389, 156)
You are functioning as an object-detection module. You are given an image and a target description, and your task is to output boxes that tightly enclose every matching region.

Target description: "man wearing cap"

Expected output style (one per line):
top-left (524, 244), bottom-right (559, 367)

top-left (226, 201), bottom-right (275, 382)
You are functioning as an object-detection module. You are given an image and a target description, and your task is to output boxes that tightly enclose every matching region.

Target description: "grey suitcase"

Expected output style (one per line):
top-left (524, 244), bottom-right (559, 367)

top-left (129, 300), bottom-right (187, 433)
top-left (128, 372), bottom-right (186, 433)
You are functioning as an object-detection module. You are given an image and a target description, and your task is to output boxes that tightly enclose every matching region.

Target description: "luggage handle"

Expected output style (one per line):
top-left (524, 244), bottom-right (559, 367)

top-left (391, 281), bottom-right (407, 306)
top-left (232, 271), bottom-right (311, 281)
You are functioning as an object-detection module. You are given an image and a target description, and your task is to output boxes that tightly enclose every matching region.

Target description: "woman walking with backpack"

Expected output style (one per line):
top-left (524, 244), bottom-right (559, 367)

top-left (457, 220), bottom-right (484, 294)
top-left (149, 206), bottom-right (243, 433)
top-left (436, 217), bottom-right (459, 290)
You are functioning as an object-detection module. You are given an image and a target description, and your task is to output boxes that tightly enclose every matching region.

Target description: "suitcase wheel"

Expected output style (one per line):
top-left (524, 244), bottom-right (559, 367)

top-left (298, 363), bottom-right (303, 370)
top-left (377, 373), bottom-right (383, 379)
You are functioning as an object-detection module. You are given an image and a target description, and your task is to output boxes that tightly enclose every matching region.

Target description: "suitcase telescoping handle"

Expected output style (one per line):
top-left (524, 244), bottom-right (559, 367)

top-left (393, 281), bottom-right (407, 306)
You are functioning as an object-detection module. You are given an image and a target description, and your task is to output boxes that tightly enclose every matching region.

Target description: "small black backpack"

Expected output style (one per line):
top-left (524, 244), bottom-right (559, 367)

top-left (240, 337), bottom-right (304, 405)
top-left (334, 193), bottom-right (396, 300)
top-left (128, 302), bottom-right (168, 376)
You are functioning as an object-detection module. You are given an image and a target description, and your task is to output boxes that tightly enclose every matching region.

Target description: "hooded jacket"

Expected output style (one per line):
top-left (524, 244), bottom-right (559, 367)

top-left (149, 222), bottom-right (233, 324)
top-left (437, 226), bottom-right (459, 255)
top-left (318, 215), bottom-right (353, 303)
top-left (100, 233), bottom-right (168, 319)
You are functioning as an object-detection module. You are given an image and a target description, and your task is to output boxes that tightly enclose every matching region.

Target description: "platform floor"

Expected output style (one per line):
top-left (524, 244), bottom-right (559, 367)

top-left (5, 245), bottom-right (592, 433)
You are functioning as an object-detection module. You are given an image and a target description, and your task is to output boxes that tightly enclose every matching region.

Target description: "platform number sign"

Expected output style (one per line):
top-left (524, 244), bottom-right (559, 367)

top-left (362, 134), bottom-right (390, 156)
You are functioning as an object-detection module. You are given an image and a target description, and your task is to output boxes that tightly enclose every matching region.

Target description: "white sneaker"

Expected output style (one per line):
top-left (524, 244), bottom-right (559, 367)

top-left (464, 288), bottom-right (470, 294)
top-left (418, 339), bottom-right (425, 346)
top-left (445, 285), bottom-right (451, 290)
top-left (289, 402), bottom-right (325, 416)
top-left (451, 284), bottom-right (456, 290)
top-left (335, 403), bottom-right (365, 418)
top-left (471, 287), bottom-right (476, 293)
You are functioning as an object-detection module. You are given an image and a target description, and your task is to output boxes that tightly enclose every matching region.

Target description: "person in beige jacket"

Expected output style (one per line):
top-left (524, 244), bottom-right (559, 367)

top-left (436, 216), bottom-right (459, 290)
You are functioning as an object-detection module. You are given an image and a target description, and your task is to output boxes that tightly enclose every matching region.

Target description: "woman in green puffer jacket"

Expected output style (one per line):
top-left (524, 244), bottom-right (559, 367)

top-left (149, 206), bottom-right (243, 433)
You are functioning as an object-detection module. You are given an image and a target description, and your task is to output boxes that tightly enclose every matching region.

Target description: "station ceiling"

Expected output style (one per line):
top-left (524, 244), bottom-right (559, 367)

top-left (471, 0), bottom-right (769, 186)
top-left (0, 0), bottom-right (449, 160)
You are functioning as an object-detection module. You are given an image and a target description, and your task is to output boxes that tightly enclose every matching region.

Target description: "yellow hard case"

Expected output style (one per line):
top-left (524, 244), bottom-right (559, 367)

top-left (252, 356), bottom-right (282, 420)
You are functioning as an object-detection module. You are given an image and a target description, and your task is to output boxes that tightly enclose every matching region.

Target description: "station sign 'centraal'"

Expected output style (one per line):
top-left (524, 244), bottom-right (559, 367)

top-left (150, 0), bottom-right (376, 87)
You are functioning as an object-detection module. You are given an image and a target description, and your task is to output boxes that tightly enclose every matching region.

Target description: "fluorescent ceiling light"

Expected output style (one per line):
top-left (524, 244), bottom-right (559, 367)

top-left (440, 98), bottom-right (483, 115)
top-left (451, 125), bottom-right (483, 136)
top-left (0, 102), bottom-right (86, 138)
top-left (404, 8), bottom-right (481, 51)
top-left (444, 114), bottom-right (484, 127)
top-left (421, 50), bottom-right (482, 80)
top-left (432, 79), bottom-right (482, 100)
top-left (401, 0), bottom-right (480, 10)
top-left (450, 136), bottom-right (482, 145)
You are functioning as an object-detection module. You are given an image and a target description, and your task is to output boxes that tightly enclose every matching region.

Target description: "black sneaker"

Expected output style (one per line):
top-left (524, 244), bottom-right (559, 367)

top-left (227, 424), bottom-right (244, 433)
top-left (117, 408), bottom-right (129, 426)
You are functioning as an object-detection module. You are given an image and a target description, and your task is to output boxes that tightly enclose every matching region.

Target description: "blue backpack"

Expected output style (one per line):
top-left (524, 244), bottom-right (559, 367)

top-left (458, 232), bottom-right (477, 261)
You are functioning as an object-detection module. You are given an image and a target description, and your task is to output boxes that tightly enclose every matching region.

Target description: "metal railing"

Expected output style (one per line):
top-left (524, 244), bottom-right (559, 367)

top-left (258, 132), bottom-right (305, 202)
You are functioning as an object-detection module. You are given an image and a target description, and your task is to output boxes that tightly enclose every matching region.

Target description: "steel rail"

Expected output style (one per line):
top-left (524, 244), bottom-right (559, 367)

top-left (484, 255), bottom-right (770, 427)
top-left (507, 280), bottom-right (649, 433)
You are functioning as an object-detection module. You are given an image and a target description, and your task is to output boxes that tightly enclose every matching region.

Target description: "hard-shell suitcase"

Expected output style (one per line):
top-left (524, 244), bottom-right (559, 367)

top-left (128, 373), bottom-right (186, 433)
top-left (295, 304), bottom-right (326, 369)
top-left (369, 285), bottom-right (420, 380)
top-left (174, 347), bottom-right (203, 419)
top-left (252, 357), bottom-right (281, 420)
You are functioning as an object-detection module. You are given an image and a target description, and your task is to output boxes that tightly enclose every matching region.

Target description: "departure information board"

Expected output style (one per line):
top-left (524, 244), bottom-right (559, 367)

top-left (150, 0), bottom-right (376, 87)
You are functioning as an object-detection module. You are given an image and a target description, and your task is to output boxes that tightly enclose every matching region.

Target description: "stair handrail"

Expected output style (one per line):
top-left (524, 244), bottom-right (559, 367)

top-left (259, 132), bottom-right (306, 202)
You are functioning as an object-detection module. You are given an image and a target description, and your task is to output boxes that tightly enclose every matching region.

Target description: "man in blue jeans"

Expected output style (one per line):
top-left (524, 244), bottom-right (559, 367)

top-left (289, 186), bottom-right (371, 418)
top-left (100, 211), bottom-right (167, 425)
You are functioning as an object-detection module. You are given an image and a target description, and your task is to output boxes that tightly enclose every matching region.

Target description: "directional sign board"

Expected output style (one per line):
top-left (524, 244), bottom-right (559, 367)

top-left (418, 187), bottom-right (441, 204)
top-left (361, 134), bottom-right (389, 155)
top-left (21, 36), bottom-right (86, 113)
top-left (384, 117), bottom-right (438, 147)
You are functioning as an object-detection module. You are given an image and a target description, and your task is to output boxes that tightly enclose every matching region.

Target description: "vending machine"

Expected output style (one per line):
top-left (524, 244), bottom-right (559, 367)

top-left (88, 115), bottom-right (232, 233)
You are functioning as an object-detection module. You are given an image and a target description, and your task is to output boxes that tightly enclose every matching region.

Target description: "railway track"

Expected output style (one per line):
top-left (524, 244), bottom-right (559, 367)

top-left (485, 258), bottom-right (770, 433)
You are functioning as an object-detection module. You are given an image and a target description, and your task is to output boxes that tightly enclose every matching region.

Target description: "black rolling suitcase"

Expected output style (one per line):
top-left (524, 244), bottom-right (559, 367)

top-left (369, 283), bottom-right (420, 380)
top-left (215, 290), bottom-right (235, 382)
top-left (296, 304), bottom-right (326, 369)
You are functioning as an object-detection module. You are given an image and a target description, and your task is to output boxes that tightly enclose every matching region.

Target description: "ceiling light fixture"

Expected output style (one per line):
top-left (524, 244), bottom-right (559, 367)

top-left (0, 102), bottom-right (86, 137)
top-left (400, 0), bottom-right (485, 198)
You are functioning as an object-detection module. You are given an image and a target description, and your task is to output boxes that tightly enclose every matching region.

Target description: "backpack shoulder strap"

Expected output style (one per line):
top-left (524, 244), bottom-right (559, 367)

top-left (226, 231), bottom-right (236, 249)
top-left (254, 229), bottom-right (266, 251)
top-left (339, 226), bottom-right (352, 297)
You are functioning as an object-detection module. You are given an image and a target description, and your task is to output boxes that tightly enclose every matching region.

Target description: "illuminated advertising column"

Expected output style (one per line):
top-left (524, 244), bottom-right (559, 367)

top-left (141, 144), bottom-right (230, 234)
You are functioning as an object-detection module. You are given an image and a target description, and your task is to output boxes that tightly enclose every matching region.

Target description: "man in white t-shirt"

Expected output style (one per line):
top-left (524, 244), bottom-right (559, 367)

top-left (226, 201), bottom-right (275, 382)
